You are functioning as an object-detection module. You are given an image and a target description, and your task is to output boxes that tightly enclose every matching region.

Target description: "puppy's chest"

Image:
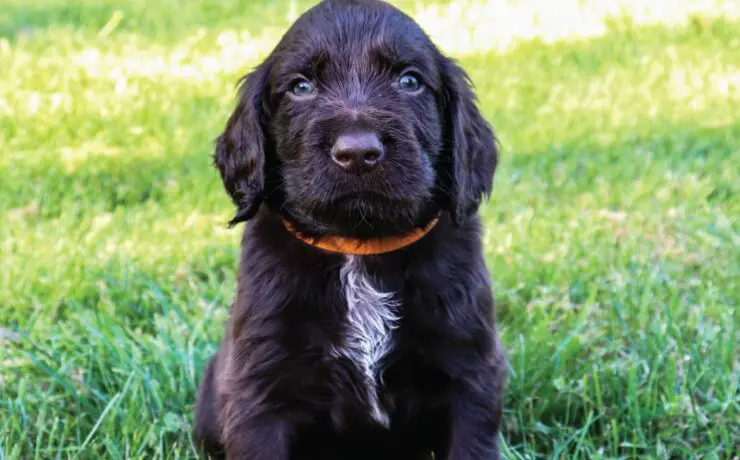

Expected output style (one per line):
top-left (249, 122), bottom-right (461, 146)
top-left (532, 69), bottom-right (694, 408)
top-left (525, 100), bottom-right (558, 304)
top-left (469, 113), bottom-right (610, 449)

top-left (331, 255), bottom-right (400, 427)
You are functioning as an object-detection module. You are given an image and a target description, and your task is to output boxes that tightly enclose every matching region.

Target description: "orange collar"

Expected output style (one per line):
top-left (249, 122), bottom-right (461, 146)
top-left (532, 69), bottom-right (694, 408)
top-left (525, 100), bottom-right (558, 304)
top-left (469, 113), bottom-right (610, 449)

top-left (281, 215), bottom-right (440, 255)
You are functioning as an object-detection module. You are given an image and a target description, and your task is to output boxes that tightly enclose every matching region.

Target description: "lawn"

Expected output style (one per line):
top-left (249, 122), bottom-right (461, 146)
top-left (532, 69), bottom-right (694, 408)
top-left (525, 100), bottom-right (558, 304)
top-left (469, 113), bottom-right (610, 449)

top-left (1, 0), bottom-right (738, 458)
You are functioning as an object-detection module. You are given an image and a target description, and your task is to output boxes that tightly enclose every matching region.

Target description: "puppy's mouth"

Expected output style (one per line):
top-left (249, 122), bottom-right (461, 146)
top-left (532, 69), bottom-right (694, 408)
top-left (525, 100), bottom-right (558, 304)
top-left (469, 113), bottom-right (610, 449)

top-left (324, 192), bottom-right (419, 220)
top-left (280, 191), bottom-right (429, 238)
top-left (330, 191), bottom-right (399, 207)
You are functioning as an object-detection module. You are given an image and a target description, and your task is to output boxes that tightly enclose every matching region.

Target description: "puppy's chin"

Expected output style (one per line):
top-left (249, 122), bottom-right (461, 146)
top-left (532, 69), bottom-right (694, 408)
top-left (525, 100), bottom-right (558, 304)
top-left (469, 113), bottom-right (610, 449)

top-left (280, 194), bottom-right (435, 239)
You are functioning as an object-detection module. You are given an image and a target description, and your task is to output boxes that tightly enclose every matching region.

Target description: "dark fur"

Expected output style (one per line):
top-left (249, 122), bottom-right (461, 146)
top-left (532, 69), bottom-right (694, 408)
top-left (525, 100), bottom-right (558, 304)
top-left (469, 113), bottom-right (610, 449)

top-left (195, 0), bottom-right (506, 458)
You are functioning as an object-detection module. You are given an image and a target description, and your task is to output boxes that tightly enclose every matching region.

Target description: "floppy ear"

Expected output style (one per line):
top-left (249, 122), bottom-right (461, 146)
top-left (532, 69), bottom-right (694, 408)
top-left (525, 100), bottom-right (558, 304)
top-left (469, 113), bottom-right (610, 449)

top-left (214, 61), bottom-right (272, 226)
top-left (439, 56), bottom-right (499, 225)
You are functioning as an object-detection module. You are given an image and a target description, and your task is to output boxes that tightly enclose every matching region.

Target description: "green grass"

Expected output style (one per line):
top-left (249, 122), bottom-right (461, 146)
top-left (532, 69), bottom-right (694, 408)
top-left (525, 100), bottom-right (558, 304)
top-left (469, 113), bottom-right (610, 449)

top-left (1, 1), bottom-right (738, 458)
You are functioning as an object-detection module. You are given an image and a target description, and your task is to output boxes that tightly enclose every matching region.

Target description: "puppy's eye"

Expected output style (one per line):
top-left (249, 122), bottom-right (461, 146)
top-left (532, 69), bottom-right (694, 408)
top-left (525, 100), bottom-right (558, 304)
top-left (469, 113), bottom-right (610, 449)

top-left (398, 73), bottom-right (422, 92)
top-left (292, 79), bottom-right (315, 97)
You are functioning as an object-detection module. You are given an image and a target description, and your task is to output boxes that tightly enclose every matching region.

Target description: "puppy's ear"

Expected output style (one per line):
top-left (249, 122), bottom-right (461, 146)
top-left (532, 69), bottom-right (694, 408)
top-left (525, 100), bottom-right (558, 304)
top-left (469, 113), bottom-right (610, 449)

top-left (214, 61), bottom-right (272, 226)
top-left (439, 56), bottom-right (498, 225)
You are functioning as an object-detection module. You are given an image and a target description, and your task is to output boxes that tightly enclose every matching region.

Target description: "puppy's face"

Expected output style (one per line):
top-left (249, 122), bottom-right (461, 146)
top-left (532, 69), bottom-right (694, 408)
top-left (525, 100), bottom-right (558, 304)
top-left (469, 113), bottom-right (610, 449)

top-left (268, 3), bottom-right (444, 236)
top-left (215, 0), bottom-right (498, 236)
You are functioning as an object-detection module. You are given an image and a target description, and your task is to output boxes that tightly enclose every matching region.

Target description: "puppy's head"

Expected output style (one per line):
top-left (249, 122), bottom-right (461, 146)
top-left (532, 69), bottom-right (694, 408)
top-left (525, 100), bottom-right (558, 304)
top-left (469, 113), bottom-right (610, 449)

top-left (215, 0), bottom-right (498, 236)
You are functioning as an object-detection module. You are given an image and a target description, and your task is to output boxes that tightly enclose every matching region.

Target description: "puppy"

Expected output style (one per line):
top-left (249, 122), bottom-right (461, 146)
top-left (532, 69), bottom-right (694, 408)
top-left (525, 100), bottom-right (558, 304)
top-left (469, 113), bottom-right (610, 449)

top-left (194, 0), bottom-right (506, 458)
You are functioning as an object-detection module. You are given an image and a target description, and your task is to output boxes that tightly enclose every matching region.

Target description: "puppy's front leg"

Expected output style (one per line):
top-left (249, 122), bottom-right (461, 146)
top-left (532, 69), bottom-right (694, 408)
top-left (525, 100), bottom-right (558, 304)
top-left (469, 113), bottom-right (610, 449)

top-left (222, 408), bottom-right (294, 460)
top-left (219, 337), bottom-right (297, 460)
top-left (443, 371), bottom-right (504, 460)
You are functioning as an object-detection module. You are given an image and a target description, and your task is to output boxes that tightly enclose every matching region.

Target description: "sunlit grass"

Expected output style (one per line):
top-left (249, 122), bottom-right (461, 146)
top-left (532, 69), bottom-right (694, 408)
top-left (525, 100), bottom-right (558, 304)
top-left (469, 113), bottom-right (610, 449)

top-left (415, 0), bottom-right (740, 54)
top-left (1, 1), bottom-right (739, 458)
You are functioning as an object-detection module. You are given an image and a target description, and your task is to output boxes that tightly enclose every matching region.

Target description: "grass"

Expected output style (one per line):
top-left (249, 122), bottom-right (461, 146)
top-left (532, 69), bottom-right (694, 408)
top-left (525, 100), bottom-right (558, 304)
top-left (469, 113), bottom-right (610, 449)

top-left (1, 0), bottom-right (738, 458)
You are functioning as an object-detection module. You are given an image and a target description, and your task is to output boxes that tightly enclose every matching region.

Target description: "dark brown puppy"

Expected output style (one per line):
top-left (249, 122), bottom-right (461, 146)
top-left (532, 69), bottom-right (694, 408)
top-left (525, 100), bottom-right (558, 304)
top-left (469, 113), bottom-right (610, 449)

top-left (194, 0), bottom-right (506, 458)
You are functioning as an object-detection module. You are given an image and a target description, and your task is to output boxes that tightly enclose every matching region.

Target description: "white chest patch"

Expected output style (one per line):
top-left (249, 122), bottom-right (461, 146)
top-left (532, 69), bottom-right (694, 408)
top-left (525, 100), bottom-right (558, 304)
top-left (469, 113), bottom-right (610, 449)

top-left (333, 255), bottom-right (399, 427)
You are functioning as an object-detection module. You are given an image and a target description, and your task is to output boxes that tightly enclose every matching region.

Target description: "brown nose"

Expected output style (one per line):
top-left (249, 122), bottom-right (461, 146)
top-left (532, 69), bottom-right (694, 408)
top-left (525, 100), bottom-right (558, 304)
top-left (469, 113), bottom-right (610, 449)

top-left (331, 132), bottom-right (384, 174)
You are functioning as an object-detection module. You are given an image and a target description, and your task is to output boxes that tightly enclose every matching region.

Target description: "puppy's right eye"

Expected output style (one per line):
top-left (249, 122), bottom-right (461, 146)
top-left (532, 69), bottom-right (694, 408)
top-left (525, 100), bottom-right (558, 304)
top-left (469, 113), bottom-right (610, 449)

top-left (292, 79), bottom-right (315, 97)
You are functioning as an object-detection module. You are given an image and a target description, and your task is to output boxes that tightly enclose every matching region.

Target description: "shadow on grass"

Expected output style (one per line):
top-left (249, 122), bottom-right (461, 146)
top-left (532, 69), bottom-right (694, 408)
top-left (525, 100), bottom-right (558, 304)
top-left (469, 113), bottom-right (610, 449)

top-left (1, 249), bottom-right (235, 458)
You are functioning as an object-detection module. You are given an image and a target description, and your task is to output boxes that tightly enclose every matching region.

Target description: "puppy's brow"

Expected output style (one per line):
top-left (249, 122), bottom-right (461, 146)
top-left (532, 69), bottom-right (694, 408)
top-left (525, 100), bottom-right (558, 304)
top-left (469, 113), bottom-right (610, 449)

top-left (370, 42), bottom-right (438, 86)
top-left (279, 49), bottom-right (330, 79)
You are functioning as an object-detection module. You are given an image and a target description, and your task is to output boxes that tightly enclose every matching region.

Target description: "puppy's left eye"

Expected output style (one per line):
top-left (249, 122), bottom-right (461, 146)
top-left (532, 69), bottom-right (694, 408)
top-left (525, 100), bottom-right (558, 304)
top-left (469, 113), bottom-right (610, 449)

top-left (398, 73), bottom-right (422, 92)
